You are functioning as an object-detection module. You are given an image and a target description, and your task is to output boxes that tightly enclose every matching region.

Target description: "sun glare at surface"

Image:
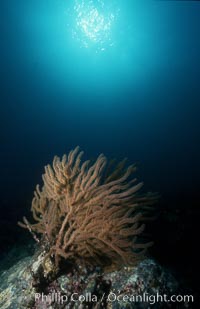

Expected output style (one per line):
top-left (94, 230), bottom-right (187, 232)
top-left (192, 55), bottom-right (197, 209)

top-left (71, 0), bottom-right (119, 52)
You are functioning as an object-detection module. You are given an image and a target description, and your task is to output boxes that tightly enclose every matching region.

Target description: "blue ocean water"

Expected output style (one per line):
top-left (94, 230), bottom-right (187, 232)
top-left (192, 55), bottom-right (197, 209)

top-left (0, 0), bottom-right (200, 261)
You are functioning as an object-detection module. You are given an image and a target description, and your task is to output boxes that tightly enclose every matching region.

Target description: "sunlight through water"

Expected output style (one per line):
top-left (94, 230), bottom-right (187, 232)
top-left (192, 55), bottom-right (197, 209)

top-left (71, 0), bottom-right (119, 52)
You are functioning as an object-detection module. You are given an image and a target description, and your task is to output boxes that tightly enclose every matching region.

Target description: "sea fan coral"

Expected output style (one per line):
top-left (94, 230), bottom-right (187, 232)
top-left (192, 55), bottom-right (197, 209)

top-left (18, 146), bottom-right (157, 272)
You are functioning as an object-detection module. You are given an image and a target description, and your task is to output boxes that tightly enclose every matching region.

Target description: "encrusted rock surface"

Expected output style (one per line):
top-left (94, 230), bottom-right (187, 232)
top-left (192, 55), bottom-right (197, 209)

top-left (0, 246), bottom-right (190, 308)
